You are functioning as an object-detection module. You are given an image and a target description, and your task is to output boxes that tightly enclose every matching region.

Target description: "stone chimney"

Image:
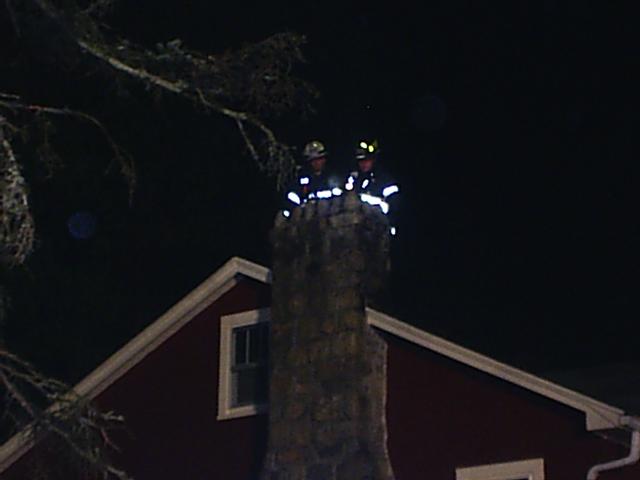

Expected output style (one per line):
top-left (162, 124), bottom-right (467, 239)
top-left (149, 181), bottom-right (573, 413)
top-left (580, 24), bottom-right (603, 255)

top-left (261, 192), bottom-right (395, 480)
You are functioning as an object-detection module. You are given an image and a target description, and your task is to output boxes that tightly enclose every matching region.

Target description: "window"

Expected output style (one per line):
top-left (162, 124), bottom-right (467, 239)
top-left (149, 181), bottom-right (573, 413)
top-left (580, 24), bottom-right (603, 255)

top-left (217, 308), bottom-right (270, 420)
top-left (231, 323), bottom-right (269, 407)
top-left (456, 459), bottom-right (544, 480)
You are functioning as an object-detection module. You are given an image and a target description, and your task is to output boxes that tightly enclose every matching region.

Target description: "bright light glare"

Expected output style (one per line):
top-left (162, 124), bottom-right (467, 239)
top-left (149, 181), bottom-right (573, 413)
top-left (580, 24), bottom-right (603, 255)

top-left (359, 141), bottom-right (368, 149)
top-left (287, 192), bottom-right (301, 205)
top-left (360, 193), bottom-right (389, 214)
top-left (317, 190), bottom-right (332, 199)
top-left (362, 179), bottom-right (370, 189)
top-left (332, 187), bottom-right (343, 196)
top-left (368, 145), bottom-right (374, 152)
top-left (283, 210), bottom-right (291, 218)
top-left (345, 176), bottom-right (355, 191)
top-left (382, 185), bottom-right (399, 197)
top-left (390, 227), bottom-right (396, 236)
top-left (360, 193), bottom-right (380, 206)
top-left (299, 177), bottom-right (310, 185)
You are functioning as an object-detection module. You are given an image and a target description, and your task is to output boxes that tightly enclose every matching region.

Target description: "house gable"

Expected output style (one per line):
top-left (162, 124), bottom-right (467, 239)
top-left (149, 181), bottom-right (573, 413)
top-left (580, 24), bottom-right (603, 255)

top-left (382, 328), bottom-right (636, 479)
top-left (92, 276), bottom-right (271, 479)
top-left (0, 256), bottom-right (632, 477)
top-left (0, 257), bottom-right (271, 477)
top-left (76, 256), bottom-right (270, 400)
top-left (368, 309), bottom-right (624, 431)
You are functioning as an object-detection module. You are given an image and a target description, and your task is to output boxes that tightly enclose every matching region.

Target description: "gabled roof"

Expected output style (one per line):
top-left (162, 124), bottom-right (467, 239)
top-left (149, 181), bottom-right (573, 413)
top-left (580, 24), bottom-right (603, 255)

top-left (0, 257), bottom-right (270, 472)
top-left (367, 309), bottom-right (624, 431)
top-left (0, 257), bottom-right (629, 472)
top-left (71, 257), bottom-right (270, 400)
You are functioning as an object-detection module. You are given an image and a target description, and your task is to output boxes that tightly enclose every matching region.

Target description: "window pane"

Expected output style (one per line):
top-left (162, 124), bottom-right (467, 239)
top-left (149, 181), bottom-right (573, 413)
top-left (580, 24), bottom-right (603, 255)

top-left (234, 329), bottom-right (247, 365)
top-left (234, 365), bottom-right (268, 406)
top-left (249, 323), bottom-right (269, 363)
top-left (230, 323), bottom-right (269, 407)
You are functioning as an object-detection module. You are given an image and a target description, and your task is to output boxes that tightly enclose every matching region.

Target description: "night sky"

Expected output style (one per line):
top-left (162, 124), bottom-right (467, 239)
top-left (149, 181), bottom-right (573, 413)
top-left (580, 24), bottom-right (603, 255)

top-left (3, 2), bottom-right (639, 383)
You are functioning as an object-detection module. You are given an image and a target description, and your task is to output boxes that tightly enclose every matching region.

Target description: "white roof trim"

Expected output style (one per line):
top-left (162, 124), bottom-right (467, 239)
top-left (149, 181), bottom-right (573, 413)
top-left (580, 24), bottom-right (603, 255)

top-left (0, 257), bottom-right (626, 473)
top-left (0, 256), bottom-right (270, 472)
top-left (367, 308), bottom-right (624, 431)
top-left (74, 257), bottom-right (270, 399)
top-left (456, 458), bottom-right (545, 480)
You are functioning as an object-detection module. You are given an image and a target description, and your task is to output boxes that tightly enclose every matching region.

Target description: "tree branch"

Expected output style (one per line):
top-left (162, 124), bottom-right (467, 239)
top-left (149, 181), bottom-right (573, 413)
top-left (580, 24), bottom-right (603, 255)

top-left (77, 40), bottom-right (187, 94)
top-left (74, 38), bottom-right (297, 186)
top-left (0, 117), bottom-right (34, 266)
top-left (0, 348), bottom-right (129, 479)
top-left (0, 97), bottom-right (136, 199)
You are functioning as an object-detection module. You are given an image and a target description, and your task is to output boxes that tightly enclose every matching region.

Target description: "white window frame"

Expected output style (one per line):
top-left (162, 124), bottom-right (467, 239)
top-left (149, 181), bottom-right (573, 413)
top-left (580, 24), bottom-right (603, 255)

top-left (456, 458), bottom-right (544, 480)
top-left (217, 308), bottom-right (270, 420)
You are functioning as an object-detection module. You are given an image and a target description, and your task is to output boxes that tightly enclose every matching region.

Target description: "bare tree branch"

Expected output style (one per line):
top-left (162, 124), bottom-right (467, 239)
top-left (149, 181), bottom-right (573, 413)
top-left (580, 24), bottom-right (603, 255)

top-left (73, 37), bottom-right (298, 189)
top-left (77, 40), bottom-right (187, 94)
top-left (0, 97), bottom-right (136, 199)
top-left (0, 348), bottom-right (129, 479)
top-left (0, 117), bottom-right (34, 266)
top-left (82, 0), bottom-right (119, 18)
top-left (15, 0), bottom-right (309, 189)
top-left (0, 1), bottom-right (315, 476)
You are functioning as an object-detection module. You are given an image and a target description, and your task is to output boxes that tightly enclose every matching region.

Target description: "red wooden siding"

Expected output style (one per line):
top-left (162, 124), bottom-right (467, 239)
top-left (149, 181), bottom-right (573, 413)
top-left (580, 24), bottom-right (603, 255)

top-left (384, 332), bottom-right (640, 479)
top-left (4, 276), bottom-right (639, 479)
top-left (98, 278), bottom-right (271, 479)
top-left (4, 277), bottom-right (271, 480)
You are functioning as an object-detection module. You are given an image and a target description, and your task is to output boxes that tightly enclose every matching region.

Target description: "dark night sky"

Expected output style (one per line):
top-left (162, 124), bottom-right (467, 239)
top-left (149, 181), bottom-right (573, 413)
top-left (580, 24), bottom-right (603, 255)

top-left (3, 2), bottom-right (639, 382)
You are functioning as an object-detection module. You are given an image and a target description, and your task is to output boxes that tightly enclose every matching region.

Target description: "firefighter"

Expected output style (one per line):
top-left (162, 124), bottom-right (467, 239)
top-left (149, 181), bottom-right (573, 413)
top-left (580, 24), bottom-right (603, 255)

top-left (345, 140), bottom-right (399, 200)
top-left (299, 140), bottom-right (332, 199)
top-left (344, 140), bottom-right (400, 233)
top-left (283, 140), bottom-right (333, 216)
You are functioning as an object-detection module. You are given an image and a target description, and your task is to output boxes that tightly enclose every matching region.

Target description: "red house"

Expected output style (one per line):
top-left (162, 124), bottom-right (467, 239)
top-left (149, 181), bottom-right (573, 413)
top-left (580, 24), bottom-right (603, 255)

top-left (1, 257), bottom-right (638, 479)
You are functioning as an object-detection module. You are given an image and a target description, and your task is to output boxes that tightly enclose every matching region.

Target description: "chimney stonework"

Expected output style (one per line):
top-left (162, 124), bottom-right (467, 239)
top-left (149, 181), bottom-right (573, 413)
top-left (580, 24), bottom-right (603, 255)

top-left (262, 193), bottom-right (395, 480)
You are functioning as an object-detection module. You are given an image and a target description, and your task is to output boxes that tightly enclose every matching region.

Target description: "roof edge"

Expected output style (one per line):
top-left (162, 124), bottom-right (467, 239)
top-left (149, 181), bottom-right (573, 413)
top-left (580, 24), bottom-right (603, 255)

top-left (367, 308), bottom-right (624, 431)
top-left (0, 258), bottom-right (628, 473)
top-left (0, 256), bottom-right (269, 472)
top-left (75, 257), bottom-right (270, 399)
top-left (228, 256), bottom-right (271, 284)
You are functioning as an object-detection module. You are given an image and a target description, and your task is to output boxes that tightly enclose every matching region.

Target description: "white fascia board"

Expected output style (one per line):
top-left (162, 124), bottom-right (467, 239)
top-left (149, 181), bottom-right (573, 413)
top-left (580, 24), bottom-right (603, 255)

top-left (367, 308), bottom-right (624, 431)
top-left (456, 458), bottom-right (545, 480)
top-left (0, 432), bottom-right (33, 476)
top-left (0, 256), bottom-right (270, 472)
top-left (229, 256), bottom-right (271, 284)
top-left (0, 257), bottom-right (627, 473)
top-left (73, 257), bottom-right (270, 399)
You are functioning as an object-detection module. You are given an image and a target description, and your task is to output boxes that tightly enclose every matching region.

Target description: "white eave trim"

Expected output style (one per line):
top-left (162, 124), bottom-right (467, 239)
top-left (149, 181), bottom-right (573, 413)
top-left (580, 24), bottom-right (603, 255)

top-left (73, 257), bottom-right (270, 399)
top-left (367, 308), bottom-right (624, 431)
top-left (456, 458), bottom-right (545, 480)
top-left (0, 256), bottom-right (270, 473)
top-left (0, 257), bottom-right (628, 474)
